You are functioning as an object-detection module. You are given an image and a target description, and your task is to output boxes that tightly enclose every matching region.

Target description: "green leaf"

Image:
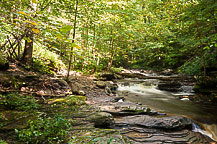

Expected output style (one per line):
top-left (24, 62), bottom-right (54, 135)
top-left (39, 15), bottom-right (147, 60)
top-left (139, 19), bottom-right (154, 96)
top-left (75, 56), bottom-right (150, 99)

top-left (60, 25), bottom-right (73, 33)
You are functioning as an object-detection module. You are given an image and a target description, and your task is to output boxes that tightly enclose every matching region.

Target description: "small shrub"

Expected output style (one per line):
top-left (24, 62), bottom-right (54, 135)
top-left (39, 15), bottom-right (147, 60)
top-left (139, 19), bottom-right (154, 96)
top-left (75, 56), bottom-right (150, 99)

top-left (16, 114), bottom-right (71, 144)
top-left (0, 93), bottom-right (39, 111)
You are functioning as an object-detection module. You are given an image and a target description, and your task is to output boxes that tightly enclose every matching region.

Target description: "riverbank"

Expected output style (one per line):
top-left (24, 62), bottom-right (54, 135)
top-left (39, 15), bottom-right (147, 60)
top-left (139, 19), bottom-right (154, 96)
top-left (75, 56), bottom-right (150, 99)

top-left (0, 66), bottom-right (216, 143)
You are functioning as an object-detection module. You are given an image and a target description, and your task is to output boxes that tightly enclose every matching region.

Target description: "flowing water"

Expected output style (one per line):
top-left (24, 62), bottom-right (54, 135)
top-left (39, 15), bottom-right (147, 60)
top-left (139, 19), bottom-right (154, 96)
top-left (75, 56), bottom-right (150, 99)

top-left (116, 78), bottom-right (217, 142)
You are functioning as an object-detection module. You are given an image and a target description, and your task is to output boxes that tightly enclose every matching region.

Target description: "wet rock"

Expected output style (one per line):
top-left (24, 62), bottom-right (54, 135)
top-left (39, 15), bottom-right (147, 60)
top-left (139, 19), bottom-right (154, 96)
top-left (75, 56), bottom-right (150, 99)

top-left (54, 79), bottom-right (70, 89)
top-left (112, 97), bottom-right (125, 102)
top-left (96, 81), bottom-right (106, 88)
top-left (100, 73), bottom-right (120, 81)
top-left (69, 82), bottom-right (85, 95)
top-left (104, 82), bottom-right (118, 95)
top-left (105, 86), bottom-right (112, 95)
top-left (157, 81), bottom-right (181, 91)
top-left (194, 76), bottom-right (217, 93)
top-left (99, 103), bottom-right (157, 116)
top-left (160, 69), bottom-right (173, 76)
top-left (88, 112), bottom-right (115, 128)
top-left (110, 83), bottom-right (118, 93)
top-left (120, 127), bottom-right (214, 144)
top-left (78, 90), bottom-right (86, 96)
top-left (119, 73), bottom-right (146, 79)
top-left (115, 115), bottom-right (193, 130)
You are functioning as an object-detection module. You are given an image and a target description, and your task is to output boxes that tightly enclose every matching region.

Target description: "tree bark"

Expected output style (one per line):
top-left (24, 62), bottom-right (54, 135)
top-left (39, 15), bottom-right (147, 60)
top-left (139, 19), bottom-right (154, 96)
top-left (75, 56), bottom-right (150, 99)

top-left (22, 28), bottom-right (33, 65)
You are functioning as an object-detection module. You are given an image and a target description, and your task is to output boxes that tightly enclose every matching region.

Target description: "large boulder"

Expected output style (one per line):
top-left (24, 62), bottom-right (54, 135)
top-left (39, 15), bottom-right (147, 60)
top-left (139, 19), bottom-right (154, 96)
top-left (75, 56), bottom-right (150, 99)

top-left (96, 81), bottom-right (106, 88)
top-left (115, 115), bottom-right (193, 130)
top-left (88, 112), bottom-right (115, 128)
top-left (100, 73), bottom-right (120, 81)
top-left (69, 82), bottom-right (86, 96)
top-left (99, 103), bottom-right (161, 116)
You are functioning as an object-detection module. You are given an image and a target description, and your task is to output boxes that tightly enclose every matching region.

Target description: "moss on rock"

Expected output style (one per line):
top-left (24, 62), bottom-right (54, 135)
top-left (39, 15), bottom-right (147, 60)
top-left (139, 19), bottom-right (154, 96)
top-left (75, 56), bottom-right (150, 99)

top-left (0, 110), bottom-right (40, 130)
top-left (48, 95), bottom-right (86, 106)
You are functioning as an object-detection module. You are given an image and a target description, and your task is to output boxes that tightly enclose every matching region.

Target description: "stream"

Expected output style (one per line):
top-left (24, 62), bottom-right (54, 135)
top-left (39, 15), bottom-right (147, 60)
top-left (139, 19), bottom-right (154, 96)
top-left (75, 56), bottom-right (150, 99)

top-left (116, 78), bottom-right (217, 142)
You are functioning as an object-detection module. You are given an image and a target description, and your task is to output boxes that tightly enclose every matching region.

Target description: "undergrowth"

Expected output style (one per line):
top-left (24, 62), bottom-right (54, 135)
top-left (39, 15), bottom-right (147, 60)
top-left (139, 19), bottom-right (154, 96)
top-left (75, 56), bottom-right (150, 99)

top-left (0, 93), bottom-right (39, 111)
top-left (29, 44), bottom-right (66, 74)
top-left (15, 114), bottom-right (71, 144)
top-left (178, 49), bottom-right (217, 75)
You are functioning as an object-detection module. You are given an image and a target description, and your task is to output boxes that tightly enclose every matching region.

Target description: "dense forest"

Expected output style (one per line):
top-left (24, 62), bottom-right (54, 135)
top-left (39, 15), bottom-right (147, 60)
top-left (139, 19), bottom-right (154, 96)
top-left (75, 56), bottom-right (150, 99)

top-left (0, 0), bottom-right (217, 144)
top-left (0, 0), bottom-right (216, 75)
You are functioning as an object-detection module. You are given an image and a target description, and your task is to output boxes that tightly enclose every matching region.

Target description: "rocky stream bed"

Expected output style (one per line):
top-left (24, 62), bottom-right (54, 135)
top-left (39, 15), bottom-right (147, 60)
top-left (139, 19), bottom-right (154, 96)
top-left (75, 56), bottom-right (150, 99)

top-left (0, 68), bottom-right (217, 143)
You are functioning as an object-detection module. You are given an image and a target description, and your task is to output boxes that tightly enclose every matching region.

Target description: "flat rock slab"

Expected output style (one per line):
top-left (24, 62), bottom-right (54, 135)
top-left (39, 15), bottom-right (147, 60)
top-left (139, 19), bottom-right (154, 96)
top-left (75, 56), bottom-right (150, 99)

top-left (120, 127), bottom-right (214, 144)
top-left (115, 115), bottom-right (193, 130)
top-left (98, 101), bottom-right (163, 117)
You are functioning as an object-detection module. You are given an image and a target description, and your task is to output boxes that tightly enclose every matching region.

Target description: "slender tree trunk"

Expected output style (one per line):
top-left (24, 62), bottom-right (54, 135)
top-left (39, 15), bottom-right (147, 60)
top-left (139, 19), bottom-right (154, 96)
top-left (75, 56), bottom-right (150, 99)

top-left (96, 24), bottom-right (101, 66)
top-left (107, 25), bottom-right (121, 71)
top-left (86, 23), bottom-right (89, 62)
top-left (92, 24), bottom-right (96, 61)
top-left (66, 0), bottom-right (78, 80)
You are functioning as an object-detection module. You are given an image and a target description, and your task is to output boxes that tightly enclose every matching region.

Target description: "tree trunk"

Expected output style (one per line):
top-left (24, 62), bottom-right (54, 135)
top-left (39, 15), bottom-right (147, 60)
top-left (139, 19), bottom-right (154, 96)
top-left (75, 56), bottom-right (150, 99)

top-left (22, 28), bottom-right (33, 65)
top-left (66, 0), bottom-right (78, 80)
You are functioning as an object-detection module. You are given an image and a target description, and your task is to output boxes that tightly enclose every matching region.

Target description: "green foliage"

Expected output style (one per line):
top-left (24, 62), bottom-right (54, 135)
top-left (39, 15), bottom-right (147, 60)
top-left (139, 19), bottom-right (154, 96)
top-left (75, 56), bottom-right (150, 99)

top-left (0, 0), bottom-right (216, 73)
top-left (0, 113), bottom-right (3, 128)
top-left (0, 51), bottom-right (7, 64)
top-left (0, 93), bottom-right (39, 111)
top-left (178, 57), bottom-right (202, 75)
top-left (30, 44), bottom-right (66, 74)
top-left (16, 114), bottom-right (71, 144)
top-left (110, 66), bottom-right (123, 73)
top-left (178, 47), bottom-right (217, 75)
top-left (0, 140), bottom-right (8, 144)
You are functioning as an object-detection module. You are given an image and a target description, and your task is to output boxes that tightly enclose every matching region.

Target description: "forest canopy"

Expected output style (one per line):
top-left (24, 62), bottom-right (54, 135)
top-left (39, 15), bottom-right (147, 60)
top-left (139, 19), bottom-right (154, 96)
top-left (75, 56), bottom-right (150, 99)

top-left (0, 0), bottom-right (216, 75)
